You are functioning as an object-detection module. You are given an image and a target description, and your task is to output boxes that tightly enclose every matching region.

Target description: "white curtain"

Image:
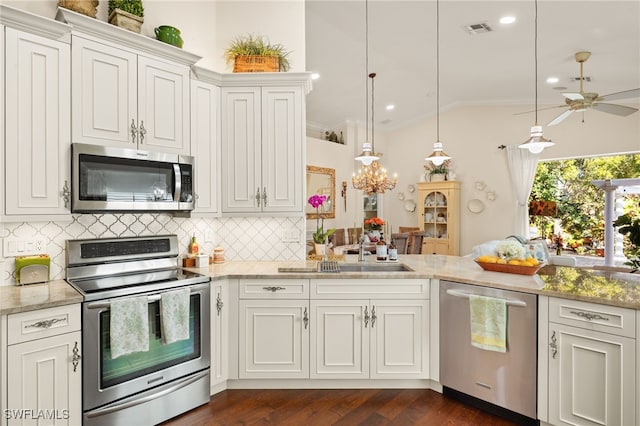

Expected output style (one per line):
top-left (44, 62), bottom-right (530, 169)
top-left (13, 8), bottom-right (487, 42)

top-left (505, 145), bottom-right (540, 237)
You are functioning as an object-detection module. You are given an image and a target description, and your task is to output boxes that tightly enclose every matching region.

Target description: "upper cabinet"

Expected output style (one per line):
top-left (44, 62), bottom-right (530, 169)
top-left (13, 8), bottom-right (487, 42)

top-left (57, 7), bottom-right (200, 155)
top-left (220, 74), bottom-right (312, 214)
top-left (2, 7), bottom-right (72, 218)
top-left (417, 181), bottom-right (461, 255)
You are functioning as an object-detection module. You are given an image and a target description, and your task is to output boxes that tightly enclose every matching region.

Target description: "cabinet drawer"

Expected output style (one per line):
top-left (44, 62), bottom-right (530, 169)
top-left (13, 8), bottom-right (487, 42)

top-left (311, 279), bottom-right (429, 299)
top-left (239, 279), bottom-right (309, 299)
top-left (549, 298), bottom-right (635, 338)
top-left (8, 304), bottom-right (81, 345)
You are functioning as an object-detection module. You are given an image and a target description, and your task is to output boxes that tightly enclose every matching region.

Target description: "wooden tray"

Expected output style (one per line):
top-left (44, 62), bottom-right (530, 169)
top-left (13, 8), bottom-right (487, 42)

top-left (474, 260), bottom-right (544, 276)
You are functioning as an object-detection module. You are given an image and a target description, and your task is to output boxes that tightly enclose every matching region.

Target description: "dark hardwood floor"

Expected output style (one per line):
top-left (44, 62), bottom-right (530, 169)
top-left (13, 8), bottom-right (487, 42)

top-left (161, 388), bottom-right (518, 425)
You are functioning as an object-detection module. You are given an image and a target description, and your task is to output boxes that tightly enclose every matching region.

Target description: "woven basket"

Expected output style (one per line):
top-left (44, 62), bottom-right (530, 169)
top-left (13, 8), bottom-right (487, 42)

top-left (233, 55), bottom-right (279, 73)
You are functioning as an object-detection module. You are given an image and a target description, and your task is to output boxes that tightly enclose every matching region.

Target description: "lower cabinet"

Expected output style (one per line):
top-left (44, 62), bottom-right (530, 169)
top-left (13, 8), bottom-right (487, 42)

top-left (310, 299), bottom-right (429, 379)
top-left (547, 298), bottom-right (636, 426)
top-left (5, 305), bottom-right (81, 426)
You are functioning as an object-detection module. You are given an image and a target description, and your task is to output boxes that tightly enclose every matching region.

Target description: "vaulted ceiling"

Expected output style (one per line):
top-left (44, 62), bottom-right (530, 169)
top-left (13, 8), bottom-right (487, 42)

top-left (305, 1), bottom-right (640, 132)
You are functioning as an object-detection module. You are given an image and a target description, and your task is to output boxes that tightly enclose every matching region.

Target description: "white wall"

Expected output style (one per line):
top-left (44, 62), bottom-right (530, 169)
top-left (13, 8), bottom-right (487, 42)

top-left (382, 103), bottom-right (640, 255)
top-left (2, 0), bottom-right (306, 73)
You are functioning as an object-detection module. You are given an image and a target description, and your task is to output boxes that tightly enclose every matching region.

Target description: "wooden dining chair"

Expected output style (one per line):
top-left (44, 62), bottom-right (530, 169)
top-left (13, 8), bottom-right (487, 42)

top-left (346, 228), bottom-right (363, 245)
top-left (398, 227), bottom-right (421, 252)
top-left (408, 232), bottom-right (425, 254)
top-left (390, 233), bottom-right (410, 254)
top-left (329, 228), bottom-right (346, 247)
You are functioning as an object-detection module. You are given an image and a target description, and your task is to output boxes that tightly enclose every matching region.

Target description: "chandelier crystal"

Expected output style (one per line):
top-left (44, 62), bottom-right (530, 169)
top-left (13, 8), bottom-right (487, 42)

top-left (352, 158), bottom-right (398, 195)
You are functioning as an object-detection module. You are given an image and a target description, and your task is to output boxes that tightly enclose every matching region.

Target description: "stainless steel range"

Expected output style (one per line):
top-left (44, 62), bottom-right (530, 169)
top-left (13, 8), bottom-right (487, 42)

top-left (66, 235), bottom-right (211, 426)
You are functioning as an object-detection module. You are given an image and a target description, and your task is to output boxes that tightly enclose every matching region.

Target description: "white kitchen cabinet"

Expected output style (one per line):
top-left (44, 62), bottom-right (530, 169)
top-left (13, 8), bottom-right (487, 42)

top-left (56, 8), bottom-right (200, 156)
top-left (211, 280), bottom-right (228, 392)
top-left (6, 304), bottom-right (81, 426)
top-left (191, 68), bottom-right (221, 215)
top-left (220, 84), bottom-right (305, 214)
top-left (237, 279), bottom-right (309, 379)
top-left (547, 298), bottom-right (636, 426)
top-left (310, 279), bottom-right (430, 380)
top-left (3, 25), bottom-right (71, 217)
top-left (71, 36), bottom-right (190, 154)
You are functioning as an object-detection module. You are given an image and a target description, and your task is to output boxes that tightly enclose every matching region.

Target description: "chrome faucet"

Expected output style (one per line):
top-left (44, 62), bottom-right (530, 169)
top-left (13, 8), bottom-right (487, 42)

top-left (358, 235), bottom-right (366, 262)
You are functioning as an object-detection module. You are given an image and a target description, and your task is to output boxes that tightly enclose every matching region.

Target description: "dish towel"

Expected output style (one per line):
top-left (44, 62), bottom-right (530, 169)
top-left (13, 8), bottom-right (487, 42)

top-left (110, 296), bottom-right (149, 359)
top-left (161, 288), bottom-right (191, 344)
top-left (469, 294), bottom-right (507, 353)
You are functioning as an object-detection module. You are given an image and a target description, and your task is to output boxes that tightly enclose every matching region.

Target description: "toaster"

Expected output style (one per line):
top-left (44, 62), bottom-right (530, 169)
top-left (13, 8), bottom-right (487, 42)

top-left (15, 254), bottom-right (50, 285)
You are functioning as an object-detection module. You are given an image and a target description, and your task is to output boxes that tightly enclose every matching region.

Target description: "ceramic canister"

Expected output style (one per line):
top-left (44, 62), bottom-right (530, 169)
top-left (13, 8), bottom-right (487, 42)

top-left (154, 25), bottom-right (184, 48)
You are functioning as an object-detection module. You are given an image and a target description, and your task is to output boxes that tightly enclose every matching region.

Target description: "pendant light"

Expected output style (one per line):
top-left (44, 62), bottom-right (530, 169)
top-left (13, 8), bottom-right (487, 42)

top-left (355, 0), bottom-right (379, 166)
top-left (519, 0), bottom-right (555, 154)
top-left (425, 0), bottom-right (452, 166)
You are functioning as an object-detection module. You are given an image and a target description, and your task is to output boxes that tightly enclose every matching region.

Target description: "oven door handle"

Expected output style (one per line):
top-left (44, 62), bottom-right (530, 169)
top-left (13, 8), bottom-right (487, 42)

top-left (445, 289), bottom-right (527, 307)
top-left (85, 370), bottom-right (209, 418)
top-left (86, 294), bottom-right (161, 310)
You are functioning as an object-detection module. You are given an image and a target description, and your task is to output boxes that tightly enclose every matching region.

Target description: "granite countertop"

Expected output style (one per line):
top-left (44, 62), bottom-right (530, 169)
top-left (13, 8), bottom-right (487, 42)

top-left (2, 255), bottom-right (639, 315)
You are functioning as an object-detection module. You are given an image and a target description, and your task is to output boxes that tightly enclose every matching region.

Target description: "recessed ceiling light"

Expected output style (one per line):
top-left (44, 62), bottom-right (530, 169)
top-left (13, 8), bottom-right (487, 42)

top-left (311, 73), bottom-right (320, 80)
top-left (546, 77), bottom-right (559, 84)
top-left (386, 104), bottom-right (395, 111)
top-left (499, 16), bottom-right (516, 24)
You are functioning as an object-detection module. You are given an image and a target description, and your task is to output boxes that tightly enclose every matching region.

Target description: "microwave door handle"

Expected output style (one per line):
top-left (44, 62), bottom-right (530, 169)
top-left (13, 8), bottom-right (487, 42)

top-left (173, 164), bottom-right (181, 202)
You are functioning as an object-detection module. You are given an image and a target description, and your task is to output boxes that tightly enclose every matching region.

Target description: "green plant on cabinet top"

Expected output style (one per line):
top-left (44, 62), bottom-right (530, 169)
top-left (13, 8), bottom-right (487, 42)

top-left (224, 33), bottom-right (291, 72)
top-left (108, 0), bottom-right (144, 17)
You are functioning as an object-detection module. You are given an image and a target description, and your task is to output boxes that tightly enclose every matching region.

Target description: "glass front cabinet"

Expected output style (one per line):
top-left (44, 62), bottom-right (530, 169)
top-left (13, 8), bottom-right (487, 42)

top-left (417, 181), bottom-right (460, 255)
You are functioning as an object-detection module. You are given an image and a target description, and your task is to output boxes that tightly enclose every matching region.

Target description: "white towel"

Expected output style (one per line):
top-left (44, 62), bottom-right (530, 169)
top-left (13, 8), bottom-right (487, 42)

top-left (110, 296), bottom-right (149, 359)
top-left (469, 294), bottom-right (507, 353)
top-left (161, 288), bottom-right (191, 344)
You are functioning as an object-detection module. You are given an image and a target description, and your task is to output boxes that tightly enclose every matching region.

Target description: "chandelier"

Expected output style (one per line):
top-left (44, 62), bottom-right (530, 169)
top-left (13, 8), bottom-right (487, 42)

top-left (352, 73), bottom-right (397, 194)
top-left (425, 0), bottom-right (452, 165)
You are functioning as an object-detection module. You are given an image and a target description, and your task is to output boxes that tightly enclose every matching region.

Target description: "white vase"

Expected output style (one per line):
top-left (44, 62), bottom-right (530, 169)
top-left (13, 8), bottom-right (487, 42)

top-left (368, 230), bottom-right (381, 242)
top-left (314, 243), bottom-right (326, 255)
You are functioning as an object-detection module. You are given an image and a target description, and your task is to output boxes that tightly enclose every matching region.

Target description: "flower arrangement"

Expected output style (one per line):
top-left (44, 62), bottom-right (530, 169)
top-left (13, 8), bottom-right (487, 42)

top-left (364, 217), bottom-right (385, 231)
top-left (495, 240), bottom-right (526, 259)
top-left (308, 195), bottom-right (336, 244)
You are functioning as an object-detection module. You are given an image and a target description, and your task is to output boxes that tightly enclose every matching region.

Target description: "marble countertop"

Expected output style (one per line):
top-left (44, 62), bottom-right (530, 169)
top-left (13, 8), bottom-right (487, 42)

top-left (2, 255), bottom-right (639, 315)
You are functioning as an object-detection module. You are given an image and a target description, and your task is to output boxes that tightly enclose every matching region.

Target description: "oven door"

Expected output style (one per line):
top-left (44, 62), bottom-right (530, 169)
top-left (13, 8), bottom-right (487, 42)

top-left (82, 283), bottom-right (210, 411)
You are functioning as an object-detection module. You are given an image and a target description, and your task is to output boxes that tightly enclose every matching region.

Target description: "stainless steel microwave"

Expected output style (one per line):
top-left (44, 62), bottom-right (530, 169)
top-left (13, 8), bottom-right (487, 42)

top-left (71, 143), bottom-right (194, 213)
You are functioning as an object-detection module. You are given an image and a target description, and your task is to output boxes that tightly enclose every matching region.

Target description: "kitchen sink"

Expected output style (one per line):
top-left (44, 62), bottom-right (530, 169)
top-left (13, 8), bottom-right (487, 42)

top-left (338, 263), bottom-right (414, 272)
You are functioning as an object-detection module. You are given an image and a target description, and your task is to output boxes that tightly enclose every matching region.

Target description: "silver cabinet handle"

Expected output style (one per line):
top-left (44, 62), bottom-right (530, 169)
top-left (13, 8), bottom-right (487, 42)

top-left (570, 310), bottom-right (609, 321)
top-left (371, 305), bottom-right (377, 328)
top-left (262, 187), bottom-right (267, 206)
top-left (72, 341), bottom-right (81, 373)
top-left (303, 307), bottom-right (309, 329)
top-left (256, 188), bottom-right (261, 207)
top-left (364, 306), bottom-right (369, 328)
top-left (130, 119), bottom-right (138, 143)
top-left (25, 317), bottom-right (65, 329)
top-left (61, 180), bottom-right (70, 208)
top-left (216, 293), bottom-right (223, 316)
top-left (138, 120), bottom-right (146, 144)
top-left (263, 286), bottom-right (285, 292)
top-left (550, 330), bottom-right (558, 359)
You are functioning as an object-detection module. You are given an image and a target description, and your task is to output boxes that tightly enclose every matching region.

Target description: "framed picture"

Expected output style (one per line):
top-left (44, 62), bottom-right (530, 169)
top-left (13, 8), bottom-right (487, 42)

top-left (525, 239), bottom-right (550, 263)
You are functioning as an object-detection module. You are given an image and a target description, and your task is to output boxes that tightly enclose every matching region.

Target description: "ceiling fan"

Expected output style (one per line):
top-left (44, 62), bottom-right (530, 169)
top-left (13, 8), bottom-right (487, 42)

top-left (546, 51), bottom-right (640, 126)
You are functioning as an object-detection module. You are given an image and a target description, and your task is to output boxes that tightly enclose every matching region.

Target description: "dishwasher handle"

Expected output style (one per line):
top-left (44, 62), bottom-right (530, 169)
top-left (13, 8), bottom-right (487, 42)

top-left (445, 289), bottom-right (527, 307)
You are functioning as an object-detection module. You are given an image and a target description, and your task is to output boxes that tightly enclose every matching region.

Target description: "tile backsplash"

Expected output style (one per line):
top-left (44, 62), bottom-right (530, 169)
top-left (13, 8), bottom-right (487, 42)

top-left (1, 213), bottom-right (305, 285)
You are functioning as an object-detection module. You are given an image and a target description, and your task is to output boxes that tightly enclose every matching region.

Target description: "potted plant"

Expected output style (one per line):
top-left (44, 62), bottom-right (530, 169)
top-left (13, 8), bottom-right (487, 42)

top-left (308, 195), bottom-right (336, 255)
top-left (108, 0), bottom-right (144, 33)
top-left (57, 0), bottom-right (99, 18)
top-left (224, 34), bottom-right (291, 72)
top-left (424, 162), bottom-right (449, 182)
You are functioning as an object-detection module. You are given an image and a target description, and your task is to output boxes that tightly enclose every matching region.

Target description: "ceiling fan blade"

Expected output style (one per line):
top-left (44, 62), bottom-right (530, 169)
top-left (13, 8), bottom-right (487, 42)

top-left (513, 105), bottom-right (566, 116)
top-left (592, 102), bottom-right (639, 117)
top-left (600, 88), bottom-right (640, 101)
top-left (563, 93), bottom-right (584, 101)
top-left (548, 109), bottom-right (573, 126)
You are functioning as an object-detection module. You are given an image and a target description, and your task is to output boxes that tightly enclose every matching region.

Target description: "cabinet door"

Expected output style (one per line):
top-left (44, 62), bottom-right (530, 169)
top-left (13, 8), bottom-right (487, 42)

top-left (549, 323), bottom-right (636, 426)
top-left (239, 300), bottom-right (308, 378)
top-left (221, 87), bottom-right (261, 213)
top-left (370, 300), bottom-right (429, 379)
top-left (210, 281), bottom-right (228, 388)
top-left (71, 36), bottom-right (137, 147)
top-left (422, 240), bottom-right (449, 255)
top-left (7, 331), bottom-right (81, 426)
top-left (310, 300), bottom-right (369, 379)
top-left (191, 79), bottom-right (220, 214)
top-left (138, 55), bottom-right (190, 154)
top-left (260, 87), bottom-right (303, 213)
top-left (5, 28), bottom-right (70, 215)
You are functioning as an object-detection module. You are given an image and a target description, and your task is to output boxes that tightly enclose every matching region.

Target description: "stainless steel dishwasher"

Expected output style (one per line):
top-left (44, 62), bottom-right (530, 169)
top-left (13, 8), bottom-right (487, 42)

top-left (440, 280), bottom-right (538, 424)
